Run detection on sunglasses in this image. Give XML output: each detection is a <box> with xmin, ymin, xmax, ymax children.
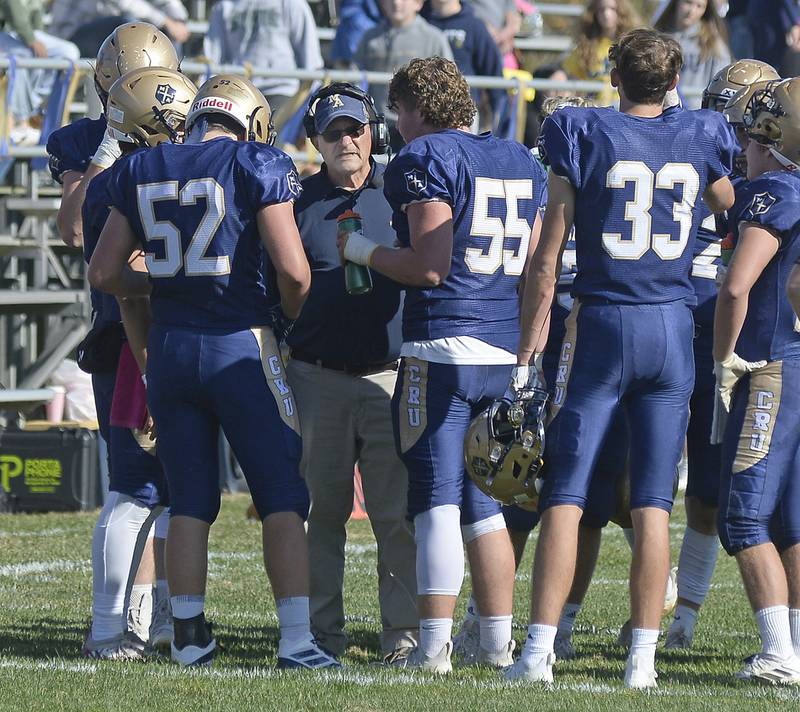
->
<box><xmin>320</xmin><ymin>123</ymin><xmax>366</xmax><ymax>143</ymax></box>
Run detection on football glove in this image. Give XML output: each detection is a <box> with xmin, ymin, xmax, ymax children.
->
<box><xmin>507</xmin><ymin>354</ymin><xmax>545</xmax><ymax>400</ymax></box>
<box><xmin>268</xmin><ymin>304</ymin><xmax>295</xmax><ymax>345</ymax></box>
<box><xmin>710</xmin><ymin>352</ymin><xmax>767</xmax><ymax>444</ymax></box>
<box><xmin>91</xmin><ymin>126</ymin><xmax>123</xmax><ymax>169</ymax></box>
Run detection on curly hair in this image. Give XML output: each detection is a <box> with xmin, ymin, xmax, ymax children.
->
<box><xmin>388</xmin><ymin>57</ymin><xmax>476</xmax><ymax>129</ymax></box>
<box><xmin>654</xmin><ymin>0</ymin><xmax>729</xmax><ymax>62</ymax></box>
<box><xmin>573</xmin><ymin>0</ymin><xmax>642</xmax><ymax>75</ymax></box>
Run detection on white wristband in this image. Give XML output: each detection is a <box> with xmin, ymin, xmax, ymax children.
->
<box><xmin>533</xmin><ymin>352</ymin><xmax>543</xmax><ymax>371</ymax></box>
<box><xmin>91</xmin><ymin>129</ymin><xmax>122</xmax><ymax>169</ymax></box>
<box><xmin>343</xmin><ymin>232</ymin><xmax>379</xmax><ymax>266</ymax></box>
<box><xmin>141</xmin><ymin>374</ymin><xmax>147</xmax><ymax>388</ymax></box>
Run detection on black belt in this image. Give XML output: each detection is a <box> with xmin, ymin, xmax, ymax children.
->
<box><xmin>291</xmin><ymin>350</ymin><xmax>399</xmax><ymax>377</ymax></box>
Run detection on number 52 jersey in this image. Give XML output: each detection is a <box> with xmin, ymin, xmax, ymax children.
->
<box><xmin>107</xmin><ymin>137</ymin><xmax>302</xmax><ymax>330</ymax></box>
<box><xmin>539</xmin><ymin>104</ymin><xmax>738</xmax><ymax>305</ymax></box>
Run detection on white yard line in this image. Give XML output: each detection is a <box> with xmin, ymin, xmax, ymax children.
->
<box><xmin>0</xmin><ymin>559</ymin><xmax>88</xmax><ymax>578</ymax></box>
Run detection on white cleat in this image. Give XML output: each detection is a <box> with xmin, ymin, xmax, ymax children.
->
<box><xmin>504</xmin><ymin>651</ymin><xmax>555</xmax><ymax>683</ymax></box>
<box><xmin>452</xmin><ymin>616</ymin><xmax>480</xmax><ymax>664</ymax></box>
<box><xmin>149</xmin><ymin>595</ymin><xmax>174</xmax><ymax>650</ymax></box>
<box><xmin>82</xmin><ymin>631</ymin><xmax>150</xmax><ymax>661</ymax></box>
<box><xmin>624</xmin><ymin>653</ymin><xmax>658</xmax><ymax>689</ymax></box>
<box><xmin>464</xmin><ymin>640</ymin><xmax>515</xmax><ymax>669</ymax></box>
<box><xmin>735</xmin><ymin>653</ymin><xmax>800</xmax><ymax>685</ymax></box>
<box><xmin>397</xmin><ymin>641</ymin><xmax>453</xmax><ymax>674</ymax></box>
<box><xmin>664</xmin><ymin>624</ymin><xmax>693</xmax><ymax>650</ymax></box>
<box><xmin>554</xmin><ymin>633</ymin><xmax>576</xmax><ymax>661</ymax></box>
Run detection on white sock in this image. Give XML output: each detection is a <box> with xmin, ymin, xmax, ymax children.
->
<box><xmin>479</xmin><ymin>615</ymin><xmax>512</xmax><ymax>654</ymax></box>
<box><xmin>90</xmin><ymin>492</ymin><xmax>154</xmax><ymax>641</ymax></box>
<box><xmin>557</xmin><ymin>603</ymin><xmax>581</xmax><ymax>637</ymax></box>
<box><xmin>756</xmin><ymin>605</ymin><xmax>794</xmax><ymax>659</ymax></box>
<box><xmin>128</xmin><ymin>584</ymin><xmax>153</xmax><ymax>627</ymax></box>
<box><xmin>419</xmin><ymin>617</ymin><xmax>452</xmax><ymax>657</ymax></box>
<box><xmin>155</xmin><ymin>579</ymin><xmax>170</xmax><ymax>603</ymax></box>
<box><xmin>676</xmin><ymin>527</ymin><xmax>719</xmax><ymax>606</ymax></box>
<box><xmin>171</xmin><ymin>594</ymin><xmax>204</xmax><ymax>620</ymax></box>
<box><xmin>521</xmin><ymin>623</ymin><xmax>557</xmax><ymax>663</ymax></box>
<box><xmin>790</xmin><ymin>609</ymin><xmax>800</xmax><ymax>658</ymax></box>
<box><xmin>629</xmin><ymin>628</ymin><xmax>659</xmax><ymax>671</ymax></box>
<box><xmin>464</xmin><ymin>595</ymin><xmax>479</xmax><ymax>623</ymax></box>
<box><xmin>276</xmin><ymin>596</ymin><xmax>313</xmax><ymax>656</ymax></box>
<box><xmin>623</xmin><ymin>528</ymin><xmax>635</xmax><ymax>549</ymax></box>
<box><xmin>670</xmin><ymin>604</ymin><xmax>698</xmax><ymax>635</ymax></box>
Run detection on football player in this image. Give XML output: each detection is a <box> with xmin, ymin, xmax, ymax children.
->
<box><xmin>88</xmin><ymin>74</ymin><xmax>338</xmax><ymax>671</ymax></box>
<box><xmin>666</xmin><ymin>59</ymin><xmax>781</xmax><ymax>650</ymax></box>
<box><xmin>509</xmin><ymin>29</ymin><xmax>736</xmax><ymax>688</ymax></box>
<box><xmin>47</xmin><ymin>22</ymin><xmax>180</xmax><ymax>645</ymax></box>
<box><xmin>337</xmin><ymin>56</ymin><xmax>544</xmax><ymax>672</ymax></box>
<box><xmin>80</xmin><ymin>66</ymin><xmax>195</xmax><ymax>659</ymax></box>
<box><xmin>714</xmin><ymin>77</ymin><xmax>800</xmax><ymax>684</ymax></box>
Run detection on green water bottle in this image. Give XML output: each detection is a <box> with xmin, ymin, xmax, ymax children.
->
<box><xmin>338</xmin><ymin>209</ymin><xmax>373</xmax><ymax>295</ymax></box>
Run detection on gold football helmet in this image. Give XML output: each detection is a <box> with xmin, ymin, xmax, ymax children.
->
<box><xmin>744</xmin><ymin>77</ymin><xmax>800</xmax><ymax>170</ymax></box>
<box><xmin>185</xmin><ymin>74</ymin><xmax>276</xmax><ymax>144</ymax></box>
<box><xmin>541</xmin><ymin>95</ymin><xmax>594</xmax><ymax>118</ymax></box>
<box><xmin>702</xmin><ymin>59</ymin><xmax>780</xmax><ymax>112</ymax></box>
<box><xmin>464</xmin><ymin>389</ymin><xmax>549</xmax><ymax>512</ymax></box>
<box><xmin>723</xmin><ymin>79</ymin><xmax>776</xmax><ymax>126</ymax></box>
<box><xmin>95</xmin><ymin>22</ymin><xmax>180</xmax><ymax>105</ymax></box>
<box><xmin>106</xmin><ymin>67</ymin><xmax>197</xmax><ymax>147</ymax></box>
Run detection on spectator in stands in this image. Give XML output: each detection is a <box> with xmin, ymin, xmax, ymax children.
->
<box><xmin>747</xmin><ymin>0</ymin><xmax>800</xmax><ymax>75</ymax></box>
<box><xmin>562</xmin><ymin>0</ymin><xmax>641</xmax><ymax>106</ymax></box>
<box><xmin>465</xmin><ymin>0</ymin><xmax>519</xmax><ymax>58</ymax></box>
<box><xmin>424</xmin><ymin>0</ymin><xmax>504</xmax><ymax>129</ymax></box>
<box><xmin>204</xmin><ymin>0</ymin><xmax>324</xmax><ymax>117</ymax></box>
<box><xmin>725</xmin><ymin>0</ymin><xmax>753</xmax><ymax>60</ymax></box>
<box><xmin>50</xmin><ymin>0</ymin><xmax>189</xmax><ymax>58</ymax></box>
<box><xmin>655</xmin><ymin>0</ymin><xmax>731</xmax><ymax>109</ymax></box>
<box><xmin>0</xmin><ymin>0</ymin><xmax>79</xmax><ymax>144</ymax></box>
<box><xmin>353</xmin><ymin>0</ymin><xmax>452</xmax><ymax>145</ymax></box>
<box><xmin>330</xmin><ymin>0</ymin><xmax>383</xmax><ymax>67</ymax></box>
<box><xmin>521</xmin><ymin>62</ymin><xmax>568</xmax><ymax>148</ymax></box>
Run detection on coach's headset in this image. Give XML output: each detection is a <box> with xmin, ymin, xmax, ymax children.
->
<box><xmin>303</xmin><ymin>83</ymin><xmax>389</xmax><ymax>155</ymax></box>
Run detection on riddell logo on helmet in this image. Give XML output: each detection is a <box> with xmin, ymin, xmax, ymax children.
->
<box><xmin>192</xmin><ymin>96</ymin><xmax>234</xmax><ymax>113</ymax></box>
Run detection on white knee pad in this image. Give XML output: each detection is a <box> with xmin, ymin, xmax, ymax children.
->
<box><xmin>414</xmin><ymin>504</ymin><xmax>464</xmax><ymax>597</ymax></box>
<box><xmin>153</xmin><ymin>507</ymin><xmax>170</xmax><ymax>540</ymax></box>
<box><xmin>461</xmin><ymin>513</ymin><xmax>507</xmax><ymax>544</ymax></box>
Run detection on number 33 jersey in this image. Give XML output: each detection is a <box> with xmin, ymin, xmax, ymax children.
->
<box><xmin>539</xmin><ymin>105</ymin><xmax>737</xmax><ymax>305</ymax></box>
<box><xmin>107</xmin><ymin>137</ymin><xmax>302</xmax><ymax>330</ymax></box>
<box><xmin>383</xmin><ymin>130</ymin><xmax>546</xmax><ymax>353</ymax></box>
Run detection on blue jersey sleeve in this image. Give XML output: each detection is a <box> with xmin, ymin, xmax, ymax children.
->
<box><xmin>236</xmin><ymin>145</ymin><xmax>303</xmax><ymax>210</ymax></box>
<box><xmin>383</xmin><ymin>144</ymin><xmax>454</xmax><ymax>214</ymax></box>
<box><xmin>538</xmin><ymin>112</ymin><xmax>581</xmax><ymax>188</ymax></box>
<box><xmin>737</xmin><ymin>175</ymin><xmax>799</xmax><ymax>245</ymax></box>
<box><xmin>46</xmin><ymin>117</ymin><xmax>107</xmax><ymax>184</ymax></box>
<box><xmin>703</xmin><ymin>111</ymin><xmax>738</xmax><ymax>184</ymax></box>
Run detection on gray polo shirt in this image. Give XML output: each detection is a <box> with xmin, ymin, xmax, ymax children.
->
<box><xmin>353</xmin><ymin>15</ymin><xmax>453</xmax><ymax>118</ymax></box>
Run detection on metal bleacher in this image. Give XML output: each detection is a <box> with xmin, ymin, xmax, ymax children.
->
<box><xmin>0</xmin><ymin>1</ymin><xmax>590</xmax><ymax>416</ymax></box>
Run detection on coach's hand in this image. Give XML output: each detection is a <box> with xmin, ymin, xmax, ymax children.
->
<box><xmin>710</xmin><ymin>352</ymin><xmax>767</xmax><ymax>444</ymax></box>
<box><xmin>337</xmin><ymin>231</ymin><xmax>379</xmax><ymax>266</ymax></box>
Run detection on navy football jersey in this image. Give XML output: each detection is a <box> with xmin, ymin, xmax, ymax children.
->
<box><xmin>540</xmin><ymin>105</ymin><xmax>737</xmax><ymax>305</ymax></box>
<box><xmin>383</xmin><ymin>130</ymin><xmax>544</xmax><ymax>352</ymax></box>
<box><xmin>82</xmin><ymin>168</ymin><xmax>121</xmax><ymax>324</ymax></box>
<box><xmin>46</xmin><ymin>116</ymin><xmax>107</xmax><ymax>184</ymax></box>
<box><xmin>734</xmin><ymin>170</ymin><xmax>800</xmax><ymax>362</ymax></box>
<box><xmin>106</xmin><ymin>137</ymin><xmax>302</xmax><ymax>330</ymax></box>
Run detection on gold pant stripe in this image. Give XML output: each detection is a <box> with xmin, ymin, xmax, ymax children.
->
<box><xmin>399</xmin><ymin>357</ymin><xmax>428</xmax><ymax>454</ymax></box>
<box><xmin>733</xmin><ymin>361</ymin><xmax>782</xmax><ymax>476</ymax></box>
<box><xmin>251</xmin><ymin>327</ymin><xmax>301</xmax><ymax>437</ymax></box>
<box><xmin>548</xmin><ymin>300</ymin><xmax>581</xmax><ymax>426</ymax></box>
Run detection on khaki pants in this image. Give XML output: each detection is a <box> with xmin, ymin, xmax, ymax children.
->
<box><xmin>288</xmin><ymin>359</ymin><xmax>418</xmax><ymax>656</ymax></box>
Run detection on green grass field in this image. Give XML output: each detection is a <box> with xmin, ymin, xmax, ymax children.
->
<box><xmin>1</xmin><ymin>494</ymin><xmax>799</xmax><ymax>711</ymax></box>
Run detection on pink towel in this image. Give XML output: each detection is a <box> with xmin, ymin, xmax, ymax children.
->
<box><xmin>110</xmin><ymin>342</ymin><xmax>148</xmax><ymax>429</ymax></box>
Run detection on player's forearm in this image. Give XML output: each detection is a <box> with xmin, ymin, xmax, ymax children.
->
<box><xmin>368</xmin><ymin>245</ymin><xmax>448</xmax><ymax>288</ymax></box>
<box><xmin>118</xmin><ymin>297</ymin><xmax>152</xmax><ymax>374</ymax></box>
<box><xmin>518</xmin><ymin>272</ymin><xmax>556</xmax><ymax>365</ymax></box>
<box><xmin>277</xmin><ymin>273</ymin><xmax>310</xmax><ymax>320</ymax></box>
<box><xmin>713</xmin><ymin>286</ymin><xmax>748</xmax><ymax>362</ymax></box>
<box><xmin>89</xmin><ymin>263</ymin><xmax>151</xmax><ymax>299</ymax></box>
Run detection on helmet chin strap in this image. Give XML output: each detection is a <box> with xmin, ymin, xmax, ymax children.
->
<box><xmin>769</xmin><ymin>146</ymin><xmax>800</xmax><ymax>172</ymax></box>
<box><xmin>185</xmin><ymin>116</ymin><xmax>209</xmax><ymax>144</ymax></box>
<box><xmin>150</xmin><ymin>105</ymin><xmax>181</xmax><ymax>143</ymax></box>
